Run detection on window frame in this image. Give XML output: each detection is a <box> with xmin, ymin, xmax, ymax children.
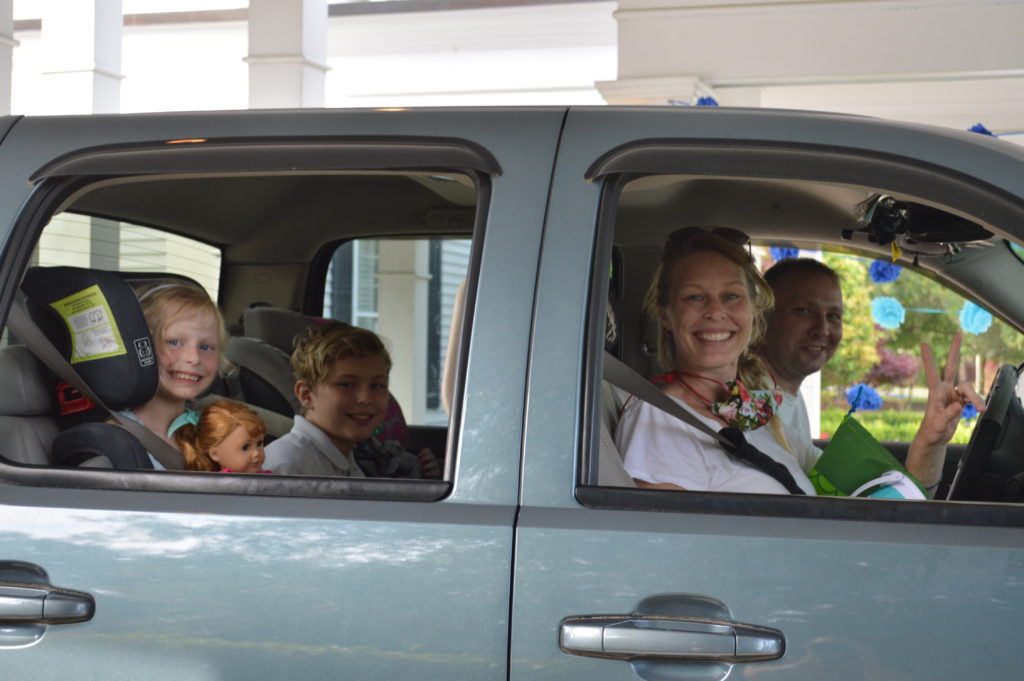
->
<box><xmin>579</xmin><ymin>142</ymin><xmax>1024</xmax><ymax>527</ymax></box>
<box><xmin>0</xmin><ymin>138</ymin><xmax>496</xmax><ymax>501</ymax></box>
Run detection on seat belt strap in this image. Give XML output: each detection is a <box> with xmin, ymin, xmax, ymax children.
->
<box><xmin>602</xmin><ymin>352</ymin><xmax>805</xmax><ymax>494</ymax></box>
<box><xmin>8</xmin><ymin>304</ymin><xmax>186</xmax><ymax>470</ymax></box>
<box><xmin>603</xmin><ymin>352</ymin><xmax>735</xmax><ymax>448</ymax></box>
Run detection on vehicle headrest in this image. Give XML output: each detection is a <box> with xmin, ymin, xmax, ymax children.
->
<box><xmin>20</xmin><ymin>266</ymin><xmax>158</xmax><ymax>411</ymax></box>
<box><xmin>242</xmin><ymin>306</ymin><xmax>318</xmax><ymax>354</ymax></box>
<box><xmin>0</xmin><ymin>345</ymin><xmax>57</xmax><ymax>417</ymax></box>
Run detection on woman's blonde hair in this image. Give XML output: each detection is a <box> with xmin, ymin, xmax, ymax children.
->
<box><xmin>178</xmin><ymin>400</ymin><xmax>267</xmax><ymax>471</ymax></box>
<box><xmin>642</xmin><ymin>228</ymin><xmax>790</xmax><ymax>449</ymax></box>
<box><xmin>137</xmin><ymin>281</ymin><xmax>233</xmax><ymax>376</ymax></box>
<box><xmin>643</xmin><ymin>227</ymin><xmax>774</xmax><ymax>387</ymax></box>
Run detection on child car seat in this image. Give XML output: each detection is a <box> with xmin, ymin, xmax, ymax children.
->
<box><xmin>18</xmin><ymin>266</ymin><xmax>160</xmax><ymax>468</ymax></box>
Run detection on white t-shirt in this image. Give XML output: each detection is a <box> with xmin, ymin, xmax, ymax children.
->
<box><xmin>775</xmin><ymin>389</ymin><xmax>823</xmax><ymax>474</ymax></box>
<box><xmin>615</xmin><ymin>394</ymin><xmax>816</xmax><ymax>495</ymax></box>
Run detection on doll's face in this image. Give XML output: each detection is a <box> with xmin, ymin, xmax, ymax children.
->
<box><xmin>208</xmin><ymin>424</ymin><xmax>265</xmax><ymax>473</ymax></box>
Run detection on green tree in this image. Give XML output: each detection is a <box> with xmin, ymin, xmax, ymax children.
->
<box><xmin>822</xmin><ymin>254</ymin><xmax>877</xmax><ymax>392</ymax></box>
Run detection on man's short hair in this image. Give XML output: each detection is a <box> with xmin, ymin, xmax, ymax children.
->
<box><xmin>764</xmin><ymin>257</ymin><xmax>840</xmax><ymax>289</ymax></box>
<box><xmin>291</xmin><ymin>320</ymin><xmax>392</xmax><ymax>387</ymax></box>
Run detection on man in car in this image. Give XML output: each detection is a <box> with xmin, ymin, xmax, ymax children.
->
<box><xmin>758</xmin><ymin>258</ymin><xmax>984</xmax><ymax>496</ymax></box>
<box><xmin>758</xmin><ymin>257</ymin><xmax>844</xmax><ymax>461</ymax></box>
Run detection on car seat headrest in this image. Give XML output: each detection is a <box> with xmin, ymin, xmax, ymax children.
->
<box><xmin>0</xmin><ymin>345</ymin><xmax>57</xmax><ymax>417</ymax></box>
<box><xmin>20</xmin><ymin>266</ymin><xmax>158</xmax><ymax>411</ymax></box>
<box><xmin>242</xmin><ymin>306</ymin><xmax>318</xmax><ymax>354</ymax></box>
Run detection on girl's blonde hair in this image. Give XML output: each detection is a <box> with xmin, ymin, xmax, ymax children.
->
<box><xmin>178</xmin><ymin>400</ymin><xmax>267</xmax><ymax>471</ymax></box>
<box><xmin>137</xmin><ymin>281</ymin><xmax>233</xmax><ymax>376</ymax></box>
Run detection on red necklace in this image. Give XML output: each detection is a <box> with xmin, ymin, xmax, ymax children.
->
<box><xmin>673</xmin><ymin>372</ymin><xmax>728</xmax><ymax>406</ymax></box>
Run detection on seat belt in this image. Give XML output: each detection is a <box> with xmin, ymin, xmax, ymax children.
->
<box><xmin>8</xmin><ymin>304</ymin><xmax>186</xmax><ymax>470</ymax></box>
<box><xmin>603</xmin><ymin>352</ymin><xmax>805</xmax><ymax>494</ymax></box>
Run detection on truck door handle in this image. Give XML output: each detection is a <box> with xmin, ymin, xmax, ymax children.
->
<box><xmin>0</xmin><ymin>584</ymin><xmax>95</xmax><ymax>625</ymax></box>
<box><xmin>0</xmin><ymin>562</ymin><xmax>95</xmax><ymax>625</ymax></box>
<box><xmin>560</xmin><ymin>615</ymin><xmax>784</xmax><ymax>661</ymax></box>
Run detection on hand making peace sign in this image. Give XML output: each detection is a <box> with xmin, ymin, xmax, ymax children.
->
<box><xmin>906</xmin><ymin>333</ymin><xmax>987</xmax><ymax>492</ymax></box>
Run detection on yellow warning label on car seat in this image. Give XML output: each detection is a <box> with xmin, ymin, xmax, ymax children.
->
<box><xmin>49</xmin><ymin>285</ymin><xmax>126</xmax><ymax>363</ymax></box>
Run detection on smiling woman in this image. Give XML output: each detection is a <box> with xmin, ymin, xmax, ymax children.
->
<box><xmin>615</xmin><ymin>227</ymin><xmax>809</xmax><ymax>494</ymax></box>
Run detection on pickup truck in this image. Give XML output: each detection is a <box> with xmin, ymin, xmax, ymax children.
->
<box><xmin>1</xmin><ymin>107</ymin><xmax>1023</xmax><ymax>680</ymax></box>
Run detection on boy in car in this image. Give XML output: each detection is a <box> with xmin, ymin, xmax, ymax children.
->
<box><xmin>265</xmin><ymin>321</ymin><xmax>440</xmax><ymax>478</ymax></box>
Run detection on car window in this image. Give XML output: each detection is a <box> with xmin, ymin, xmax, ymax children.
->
<box><xmin>34</xmin><ymin>211</ymin><xmax>221</xmax><ymax>297</ymax></box>
<box><xmin>0</xmin><ymin>149</ymin><xmax>485</xmax><ymax>500</ymax></box>
<box><xmin>587</xmin><ymin>160</ymin><xmax>1024</xmax><ymax>520</ymax></box>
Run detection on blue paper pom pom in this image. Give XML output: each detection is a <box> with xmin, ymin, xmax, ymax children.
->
<box><xmin>871</xmin><ymin>297</ymin><xmax>905</xmax><ymax>329</ymax></box>
<box><xmin>695</xmin><ymin>96</ymin><xmax>719</xmax><ymax>107</ymax></box>
<box><xmin>869</xmin><ymin>260</ymin><xmax>901</xmax><ymax>283</ymax></box>
<box><xmin>968</xmin><ymin>123</ymin><xmax>995</xmax><ymax>136</ymax></box>
<box><xmin>961</xmin><ymin>402</ymin><xmax>979</xmax><ymax>420</ymax></box>
<box><xmin>770</xmin><ymin>247</ymin><xmax>799</xmax><ymax>262</ymax></box>
<box><xmin>959</xmin><ymin>301</ymin><xmax>993</xmax><ymax>335</ymax></box>
<box><xmin>846</xmin><ymin>383</ymin><xmax>883</xmax><ymax>411</ymax></box>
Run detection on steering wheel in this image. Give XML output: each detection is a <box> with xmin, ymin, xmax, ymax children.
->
<box><xmin>946</xmin><ymin>364</ymin><xmax>1022</xmax><ymax>501</ymax></box>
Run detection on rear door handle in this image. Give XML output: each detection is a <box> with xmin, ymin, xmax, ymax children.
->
<box><xmin>0</xmin><ymin>561</ymin><xmax>95</xmax><ymax>625</ymax></box>
<box><xmin>0</xmin><ymin>583</ymin><xmax>95</xmax><ymax>625</ymax></box>
<box><xmin>560</xmin><ymin>614</ymin><xmax>784</xmax><ymax>661</ymax></box>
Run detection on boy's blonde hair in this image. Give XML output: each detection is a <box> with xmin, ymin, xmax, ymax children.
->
<box><xmin>291</xmin><ymin>321</ymin><xmax>391</xmax><ymax>388</ymax></box>
<box><xmin>137</xmin><ymin>281</ymin><xmax>233</xmax><ymax>375</ymax></box>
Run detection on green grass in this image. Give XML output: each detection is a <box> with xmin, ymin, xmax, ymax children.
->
<box><xmin>819</xmin><ymin>407</ymin><xmax>976</xmax><ymax>444</ymax></box>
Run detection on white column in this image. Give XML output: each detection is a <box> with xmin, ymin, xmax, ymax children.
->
<box><xmin>40</xmin><ymin>0</ymin><xmax>123</xmax><ymax>114</ymax></box>
<box><xmin>246</xmin><ymin>0</ymin><xmax>330</xmax><ymax>109</ymax></box>
<box><xmin>0</xmin><ymin>0</ymin><xmax>15</xmax><ymax>115</ymax></box>
<box><xmin>376</xmin><ymin>240</ymin><xmax>431</xmax><ymax>424</ymax></box>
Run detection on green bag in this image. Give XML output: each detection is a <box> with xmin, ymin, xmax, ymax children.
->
<box><xmin>806</xmin><ymin>415</ymin><xmax>928</xmax><ymax>497</ymax></box>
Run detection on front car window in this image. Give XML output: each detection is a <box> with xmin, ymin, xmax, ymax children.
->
<box><xmin>588</xmin><ymin>158</ymin><xmax>1024</xmax><ymax>520</ymax></box>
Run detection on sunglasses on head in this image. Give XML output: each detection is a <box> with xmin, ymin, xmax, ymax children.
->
<box><xmin>665</xmin><ymin>226</ymin><xmax>751</xmax><ymax>247</ymax></box>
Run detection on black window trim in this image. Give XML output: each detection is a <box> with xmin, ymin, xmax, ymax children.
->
<box><xmin>31</xmin><ymin>135</ymin><xmax>502</xmax><ymax>182</ymax></box>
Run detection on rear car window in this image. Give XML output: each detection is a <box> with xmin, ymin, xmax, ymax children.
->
<box><xmin>0</xmin><ymin>141</ymin><xmax>487</xmax><ymax>501</ymax></box>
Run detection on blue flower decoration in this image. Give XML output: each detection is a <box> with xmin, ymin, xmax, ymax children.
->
<box><xmin>961</xmin><ymin>402</ymin><xmax>979</xmax><ymax>420</ymax></box>
<box><xmin>871</xmin><ymin>297</ymin><xmax>905</xmax><ymax>329</ymax></box>
<box><xmin>869</xmin><ymin>260</ymin><xmax>901</xmax><ymax>283</ymax></box>
<box><xmin>770</xmin><ymin>247</ymin><xmax>799</xmax><ymax>262</ymax></box>
<box><xmin>959</xmin><ymin>301</ymin><xmax>993</xmax><ymax>335</ymax></box>
<box><xmin>846</xmin><ymin>383</ymin><xmax>883</xmax><ymax>411</ymax></box>
<box><xmin>968</xmin><ymin>123</ymin><xmax>995</xmax><ymax>136</ymax></box>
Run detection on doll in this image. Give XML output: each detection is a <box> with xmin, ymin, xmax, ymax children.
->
<box><xmin>178</xmin><ymin>400</ymin><xmax>270</xmax><ymax>473</ymax></box>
